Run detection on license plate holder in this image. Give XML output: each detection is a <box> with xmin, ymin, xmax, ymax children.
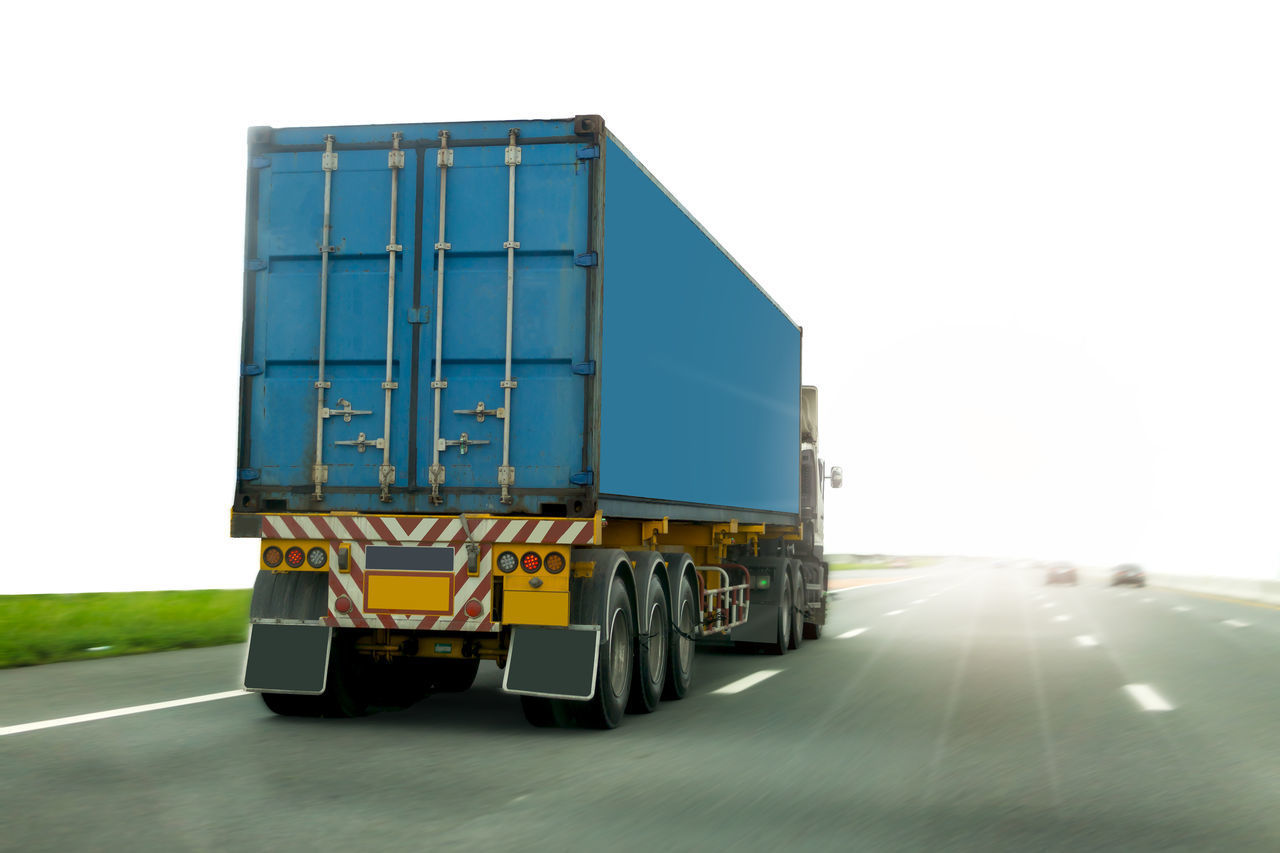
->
<box><xmin>364</xmin><ymin>571</ymin><xmax>453</xmax><ymax>615</ymax></box>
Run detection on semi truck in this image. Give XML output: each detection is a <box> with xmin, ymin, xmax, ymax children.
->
<box><xmin>232</xmin><ymin>115</ymin><xmax>842</xmax><ymax>728</ymax></box>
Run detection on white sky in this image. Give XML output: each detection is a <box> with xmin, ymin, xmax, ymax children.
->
<box><xmin>2</xmin><ymin>0</ymin><xmax>1277</xmax><ymax>593</ymax></box>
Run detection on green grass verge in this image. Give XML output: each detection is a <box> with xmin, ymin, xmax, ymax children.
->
<box><xmin>0</xmin><ymin>589</ymin><xmax>252</xmax><ymax>669</ymax></box>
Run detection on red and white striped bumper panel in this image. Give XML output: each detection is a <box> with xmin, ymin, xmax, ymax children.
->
<box><xmin>258</xmin><ymin>515</ymin><xmax>594</xmax><ymax>633</ymax></box>
<box><xmin>259</xmin><ymin>515</ymin><xmax>595</xmax><ymax>547</ymax></box>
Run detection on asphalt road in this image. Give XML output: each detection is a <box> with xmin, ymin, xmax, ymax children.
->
<box><xmin>3</xmin><ymin>559</ymin><xmax>1279</xmax><ymax>851</ymax></box>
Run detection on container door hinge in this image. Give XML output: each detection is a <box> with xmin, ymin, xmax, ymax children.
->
<box><xmin>250</xmin><ymin>155</ymin><xmax>271</xmax><ymax>169</ymax></box>
<box><xmin>576</xmin><ymin>145</ymin><xmax>600</xmax><ymax>160</ymax></box>
<box><xmin>572</xmin><ymin>361</ymin><xmax>596</xmax><ymax>376</ymax></box>
<box><xmin>407</xmin><ymin>307</ymin><xmax>431</xmax><ymax>324</ymax></box>
<box><xmin>246</xmin><ymin>258</ymin><xmax>267</xmax><ymax>271</ymax></box>
<box><xmin>570</xmin><ymin>470</ymin><xmax>594</xmax><ymax>486</ymax></box>
<box><xmin>238</xmin><ymin>468</ymin><xmax>260</xmax><ymax>481</ymax></box>
<box><xmin>574</xmin><ymin>252</ymin><xmax>598</xmax><ymax>268</ymax></box>
<box><xmin>240</xmin><ymin>364</ymin><xmax>263</xmax><ymax>377</ymax></box>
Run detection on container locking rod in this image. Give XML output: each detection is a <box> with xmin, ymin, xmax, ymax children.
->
<box><xmin>312</xmin><ymin>134</ymin><xmax>338</xmax><ymax>501</ymax></box>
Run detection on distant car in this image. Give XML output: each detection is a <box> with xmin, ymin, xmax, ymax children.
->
<box><xmin>1046</xmin><ymin>563</ymin><xmax>1078</xmax><ymax>585</ymax></box>
<box><xmin>1111</xmin><ymin>564</ymin><xmax>1146</xmax><ymax>587</ymax></box>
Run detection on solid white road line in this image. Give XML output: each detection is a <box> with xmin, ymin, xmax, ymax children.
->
<box><xmin>1052</xmin><ymin>614</ymin><xmax>1071</xmax><ymax>622</ymax></box>
<box><xmin>1223</xmin><ymin>619</ymin><xmax>1250</xmax><ymax>628</ymax></box>
<box><xmin>826</xmin><ymin>575</ymin><xmax>932</xmax><ymax>597</ymax></box>
<box><xmin>837</xmin><ymin>628</ymin><xmax>868</xmax><ymax>639</ymax></box>
<box><xmin>1075</xmin><ymin>635</ymin><xmax>1098</xmax><ymax>647</ymax></box>
<box><xmin>884</xmin><ymin>609</ymin><xmax>905</xmax><ymax>616</ymax></box>
<box><xmin>1125</xmin><ymin>684</ymin><xmax>1174</xmax><ymax>712</ymax></box>
<box><xmin>712</xmin><ymin>670</ymin><xmax>782</xmax><ymax>695</ymax></box>
<box><xmin>1172</xmin><ymin>606</ymin><xmax>1191</xmax><ymax>613</ymax></box>
<box><xmin>0</xmin><ymin>690</ymin><xmax>248</xmax><ymax>737</ymax></box>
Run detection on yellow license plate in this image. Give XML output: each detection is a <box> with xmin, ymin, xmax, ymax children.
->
<box><xmin>364</xmin><ymin>572</ymin><xmax>453</xmax><ymax>615</ymax></box>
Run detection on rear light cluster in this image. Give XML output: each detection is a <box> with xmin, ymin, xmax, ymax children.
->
<box><xmin>496</xmin><ymin>549</ymin><xmax>566</xmax><ymax>575</ymax></box>
<box><xmin>262</xmin><ymin>544</ymin><xmax>327</xmax><ymax>570</ymax></box>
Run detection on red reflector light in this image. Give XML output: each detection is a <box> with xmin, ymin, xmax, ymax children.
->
<box><xmin>335</xmin><ymin>596</ymin><xmax>352</xmax><ymax>614</ymax></box>
<box><xmin>544</xmin><ymin>552</ymin><xmax>565</xmax><ymax>574</ymax></box>
<box><xmin>521</xmin><ymin>552</ymin><xmax>542</xmax><ymax>573</ymax></box>
<box><xmin>464</xmin><ymin>599</ymin><xmax>483</xmax><ymax>618</ymax></box>
<box><xmin>262</xmin><ymin>546</ymin><xmax>283</xmax><ymax>568</ymax></box>
<box><xmin>285</xmin><ymin>547</ymin><xmax>305</xmax><ymax>568</ymax></box>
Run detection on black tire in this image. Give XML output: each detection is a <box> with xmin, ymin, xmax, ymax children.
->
<box><xmin>311</xmin><ymin>632</ymin><xmax>371</xmax><ymax>717</ymax></box>
<box><xmin>360</xmin><ymin>656</ymin><xmax>433</xmax><ymax>710</ymax></box>
<box><xmin>628</xmin><ymin>576</ymin><xmax>669</xmax><ymax>714</ymax></box>
<box><xmin>426</xmin><ymin>658</ymin><xmax>480</xmax><ymax>693</ymax></box>
<box><xmin>767</xmin><ymin>575</ymin><xmax>791</xmax><ymax>656</ymax></box>
<box><xmin>788</xmin><ymin>568</ymin><xmax>804</xmax><ymax>651</ymax></box>
<box><xmin>261</xmin><ymin>691</ymin><xmax>324</xmax><ymax>717</ymax></box>
<box><xmin>577</xmin><ymin>575</ymin><xmax>634</xmax><ymax>729</ymax></box>
<box><xmin>663</xmin><ymin>574</ymin><xmax>696</xmax><ymax>700</ymax></box>
<box><xmin>520</xmin><ymin>696</ymin><xmax>558</xmax><ymax>728</ymax></box>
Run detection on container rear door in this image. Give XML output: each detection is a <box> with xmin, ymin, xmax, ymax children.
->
<box><xmin>241</xmin><ymin>127</ymin><xmax>591</xmax><ymax>513</ymax></box>
<box><xmin>422</xmin><ymin>139</ymin><xmax>591</xmax><ymax>513</ymax></box>
<box><xmin>247</xmin><ymin>145</ymin><xmax>417</xmax><ymax>504</ymax></box>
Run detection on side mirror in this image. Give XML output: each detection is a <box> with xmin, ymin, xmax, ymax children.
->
<box><xmin>828</xmin><ymin>466</ymin><xmax>843</xmax><ymax>489</ymax></box>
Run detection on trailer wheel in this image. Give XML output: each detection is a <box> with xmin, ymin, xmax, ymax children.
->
<box><xmin>261</xmin><ymin>692</ymin><xmax>324</xmax><ymax>717</ymax></box>
<box><xmin>663</xmin><ymin>574</ymin><xmax>696</xmax><ymax>700</ymax></box>
<box><xmin>262</xmin><ymin>636</ymin><xmax>372</xmax><ymax>717</ymax></box>
<box><xmin>426</xmin><ymin>658</ymin><xmax>480</xmax><ymax>694</ymax></box>
<box><xmin>577</xmin><ymin>576</ymin><xmax>635</xmax><ymax>729</ymax></box>
<box><xmin>803</xmin><ymin>619</ymin><xmax>823</xmax><ymax>640</ymax></box>
<box><xmin>628</xmin><ymin>576</ymin><xmax>668</xmax><ymax>714</ymax></box>
<box><xmin>318</xmin><ymin>638</ymin><xmax>373</xmax><ymax>717</ymax></box>
<box><xmin>788</xmin><ymin>567</ymin><xmax>804</xmax><ymax>651</ymax></box>
<box><xmin>767</xmin><ymin>575</ymin><xmax>791</xmax><ymax>656</ymax></box>
<box><xmin>520</xmin><ymin>696</ymin><xmax>556</xmax><ymax>727</ymax></box>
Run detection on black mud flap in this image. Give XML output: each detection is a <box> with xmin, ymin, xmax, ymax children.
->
<box><xmin>244</xmin><ymin>624</ymin><xmax>332</xmax><ymax>694</ymax></box>
<box><xmin>731</xmin><ymin>603</ymin><xmax>781</xmax><ymax>644</ymax></box>
<box><xmin>502</xmin><ymin>625</ymin><xmax>600</xmax><ymax>700</ymax></box>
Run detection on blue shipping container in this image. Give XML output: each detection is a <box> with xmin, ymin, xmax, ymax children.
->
<box><xmin>235</xmin><ymin>116</ymin><xmax>800</xmax><ymax>525</ymax></box>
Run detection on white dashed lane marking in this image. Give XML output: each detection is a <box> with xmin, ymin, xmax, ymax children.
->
<box><xmin>1052</xmin><ymin>614</ymin><xmax>1071</xmax><ymax>622</ymax></box>
<box><xmin>1173</xmin><ymin>606</ymin><xmax>1191</xmax><ymax>613</ymax></box>
<box><xmin>837</xmin><ymin>628</ymin><xmax>868</xmax><ymax>639</ymax></box>
<box><xmin>712</xmin><ymin>670</ymin><xmax>782</xmax><ymax>695</ymax></box>
<box><xmin>1075</xmin><ymin>635</ymin><xmax>1099</xmax><ymax>647</ymax></box>
<box><xmin>1223</xmin><ymin>619</ymin><xmax>1250</xmax><ymax>629</ymax></box>
<box><xmin>884</xmin><ymin>610</ymin><xmax>905</xmax><ymax>617</ymax></box>
<box><xmin>1125</xmin><ymin>684</ymin><xmax>1174</xmax><ymax>712</ymax></box>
